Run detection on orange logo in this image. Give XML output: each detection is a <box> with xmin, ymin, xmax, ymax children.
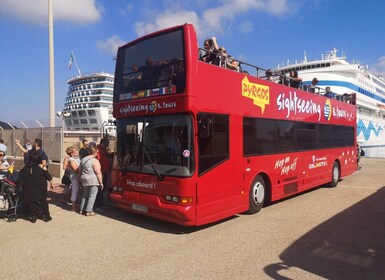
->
<box><xmin>242</xmin><ymin>76</ymin><xmax>270</xmax><ymax>114</ymax></box>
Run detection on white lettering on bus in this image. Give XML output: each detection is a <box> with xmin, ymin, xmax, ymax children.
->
<box><xmin>120</xmin><ymin>104</ymin><xmax>149</xmax><ymax>115</ymax></box>
<box><xmin>274</xmin><ymin>156</ymin><xmax>298</xmax><ymax>175</ymax></box>
<box><xmin>333</xmin><ymin>106</ymin><xmax>347</xmax><ymax>119</ymax></box>
<box><xmin>120</xmin><ymin>101</ymin><xmax>177</xmax><ymax>116</ymax></box>
<box><xmin>158</xmin><ymin>101</ymin><xmax>177</xmax><ymax>109</ymax></box>
<box><xmin>127</xmin><ymin>179</ymin><xmax>156</xmax><ymax>189</ymax></box>
<box><xmin>276</xmin><ymin>91</ymin><xmax>321</xmax><ymax>121</ymax></box>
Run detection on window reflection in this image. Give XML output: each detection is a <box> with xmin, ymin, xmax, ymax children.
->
<box><xmin>114</xmin><ymin>29</ymin><xmax>186</xmax><ymax>101</ymax></box>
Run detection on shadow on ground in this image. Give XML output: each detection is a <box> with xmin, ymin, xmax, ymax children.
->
<box><xmin>264</xmin><ymin>186</ymin><xmax>385</xmax><ymax>280</ymax></box>
<box><xmin>47</xmin><ymin>184</ymin><xmax>238</xmax><ymax>234</ymax></box>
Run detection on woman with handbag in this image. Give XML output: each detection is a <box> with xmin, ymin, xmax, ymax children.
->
<box><xmin>78</xmin><ymin>142</ymin><xmax>103</xmax><ymax>216</ymax></box>
<box><xmin>17</xmin><ymin>151</ymin><xmax>54</xmax><ymax>223</ymax></box>
<box><xmin>68</xmin><ymin>147</ymin><xmax>81</xmax><ymax>212</ymax></box>
<box><xmin>61</xmin><ymin>146</ymin><xmax>72</xmax><ymax>205</ymax></box>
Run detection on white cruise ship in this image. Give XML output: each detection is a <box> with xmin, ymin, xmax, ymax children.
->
<box><xmin>62</xmin><ymin>72</ymin><xmax>116</xmax><ymax>134</ymax></box>
<box><xmin>275</xmin><ymin>48</ymin><xmax>385</xmax><ymax>148</ymax></box>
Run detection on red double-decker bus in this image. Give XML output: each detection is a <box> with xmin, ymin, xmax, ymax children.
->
<box><xmin>110</xmin><ymin>24</ymin><xmax>357</xmax><ymax>226</ymax></box>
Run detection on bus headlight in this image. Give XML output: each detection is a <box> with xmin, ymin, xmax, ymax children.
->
<box><xmin>164</xmin><ymin>195</ymin><xmax>193</xmax><ymax>204</ymax></box>
<box><xmin>112</xmin><ymin>186</ymin><xmax>124</xmax><ymax>193</ymax></box>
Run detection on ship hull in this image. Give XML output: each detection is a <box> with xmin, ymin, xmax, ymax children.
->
<box><xmin>275</xmin><ymin>49</ymin><xmax>385</xmax><ymax>149</ymax></box>
<box><xmin>63</xmin><ymin>72</ymin><xmax>116</xmax><ymax>134</ymax></box>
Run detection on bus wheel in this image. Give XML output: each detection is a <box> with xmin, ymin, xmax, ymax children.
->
<box><xmin>248</xmin><ymin>175</ymin><xmax>265</xmax><ymax>214</ymax></box>
<box><xmin>330</xmin><ymin>161</ymin><xmax>340</xmax><ymax>188</ymax></box>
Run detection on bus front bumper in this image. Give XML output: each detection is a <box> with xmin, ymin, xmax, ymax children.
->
<box><xmin>110</xmin><ymin>191</ymin><xmax>197</xmax><ymax>226</ymax></box>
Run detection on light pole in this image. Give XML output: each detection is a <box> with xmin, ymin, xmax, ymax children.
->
<box><xmin>56</xmin><ymin>111</ymin><xmax>70</xmax><ymax>177</ymax></box>
<box><xmin>56</xmin><ymin>111</ymin><xmax>70</xmax><ymax>130</ymax></box>
<box><xmin>48</xmin><ymin>0</ymin><xmax>55</xmax><ymax>127</ymax></box>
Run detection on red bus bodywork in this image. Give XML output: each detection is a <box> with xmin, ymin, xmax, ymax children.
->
<box><xmin>111</xmin><ymin>24</ymin><xmax>357</xmax><ymax>226</ymax></box>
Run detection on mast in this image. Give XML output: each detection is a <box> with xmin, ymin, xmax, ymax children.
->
<box><xmin>48</xmin><ymin>0</ymin><xmax>55</xmax><ymax>127</ymax></box>
<box><xmin>71</xmin><ymin>50</ymin><xmax>82</xmax><ymax>76</ymax></box>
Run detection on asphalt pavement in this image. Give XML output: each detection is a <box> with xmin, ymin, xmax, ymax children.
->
<box><xmin>0</xmin><ymin>157</ymin><xmax>384</xmax><ymax>280</ymax></box>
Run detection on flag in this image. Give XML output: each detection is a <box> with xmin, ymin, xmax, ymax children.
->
<box><xmin>152</xmin><ymin>88</ymin><xmax>160</xmax><ymax>95</ymax></box>
<box><xmin>68</xmin><ymin>53</ymin><xmax>74</xmax><ymax>70</ymax></box>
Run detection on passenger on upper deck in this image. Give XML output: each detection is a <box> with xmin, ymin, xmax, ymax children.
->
<box><xmin>170</xmin><ymin>58</ymin><xmax>185</xmax><ymax>91</ymax></box>
<box><xmin>265</xmin><ymin>69</ymin><xmax>273</xmax><ymax>81</ymax></box>
<box><xmin>132</xmin><ymin>57</ymin><xmax>169</xmax><ymax>88</ymax></box>
<box><xmin>126</xmin><ymin>65</ymin><xmax>143</xmax><ymax>91</ymax></box>
<box><xmin>218</xmin><ymin>47</ymin><xmax>239</xmax><ymax>71</ymax></box>
<box><xmin>130</xmin><ymin>65</ymin><xmax>142</xmax><ymax>80</ymax></box>
<box><xmin>307</xmin><ymin>77</ymin><xmax>319</xmax><ymax>93</ymax></box>
<box><xmin>289</xmin><ymin>70</ymin><xmax>302</xmax><ymax>89</ymax></box>
<box><xmin>342</xmin><ymin>93</ymin><xmax>354</xmax><ymax>103</ymax></box>
<box><xmin>199</xmin><ymin>37</ymin><xmax>219</xmax><ymax>64</ymax></box>
<box><xmin>278</xmin><ymin>73</ymin><xmax>289</xmax><ymax>86</ymax></box>
<box><xmin>324</xmin><ymin>86</ymin><xmax>337</xmax><ymax>99</ymax></box>
<box><xmin>141</xmin><ymin>57</ymin><xmax>158</xmax><ymax>83</ymax></box>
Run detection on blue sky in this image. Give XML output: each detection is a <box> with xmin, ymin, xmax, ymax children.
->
<box><xmin>1</xmin><ymin>0</ymin><xmax>384</xmax><ymax>125</ymax></box>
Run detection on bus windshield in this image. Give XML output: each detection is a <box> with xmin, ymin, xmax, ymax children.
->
<box><xmin>114</xmin><ymin>28</ymin><xmax>186</xmax><ymax>102</ymax></box>
<box><xmin>116</xmin><ymin>114</ymin><xmax>194</xmax><ymax>177</ymax></box>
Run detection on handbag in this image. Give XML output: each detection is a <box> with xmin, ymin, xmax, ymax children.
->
<box><xmin>61</xmin><ymin>170</ymin><xmax>71</xmax><ymax>185</ymax></box>
<box><xmin>360</xmin><ymin>149</ymin><xmax>365</xmax><ymax>157</ymax></box>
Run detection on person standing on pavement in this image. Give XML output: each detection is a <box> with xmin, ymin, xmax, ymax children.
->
<box><xmin>0</xmin><ymin>139</ymin><xmax>7</xmax><ymax>156</ymax></box>
<box><xmin>78</xmin><ymin>142</ymin><xmax>103</xmax><ymax>216</ymax></box>
<box><xmin>0</xmin><ymin>149</ymin><xmax>11</xmax><ymax>179</ymax></box>
<box><xmin>94</xmin><ymin>138</ymin><xmax>111</xmax><ymax>211</ymax></box>
<box><xmin>16</xmin><ymin>138</ymin><xmax>48</xmax><ymax>168</ymax></box>
<box><xmin>68</xmin><ymin>147</ymin><xmax>81</xmax><ymax>212</ymax></box>
<box><xmin>17</xmin><ymin>151</ymin><xmax>54</xmax><ymax>223</ymax></box>
<box><xmin>61</xmin><ymin>146</ymin><xmax>72</xmax><ymax>205</ymax></box>
<box><xmin>23</xmin><ymin>139</ymin><xmax>33</xmax><ymax>164</ymax></box>
<box><xmin>79</xmin><ymin>139</ymin><xmax>89</xmax><ymax>160</ymax></box>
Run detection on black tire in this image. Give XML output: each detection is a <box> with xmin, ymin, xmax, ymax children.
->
<box><xmin>7</xmin><ymin>214</ymin><xmax>17</xmax><ymax>222</ymax></box>
<box><xmin>329</xmin><ymin>161</ymin><xmax>340</xmax><ymax>188</ymax></box>
<box><xmin>248</xmin><ymin>175</ymin><xmax>266</xmax><ymax>214</ymax></box>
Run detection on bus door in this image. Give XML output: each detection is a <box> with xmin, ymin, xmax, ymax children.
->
<box><xmin>196</xmin><ymin>113</ymin><xmax>245</xmax><ymax>224</ymax></box>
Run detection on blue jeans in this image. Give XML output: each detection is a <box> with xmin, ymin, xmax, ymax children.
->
<box><xmin>80</xmin><ymin>185</ymin><xmax>98</xmax><ymax>212</ymax></box>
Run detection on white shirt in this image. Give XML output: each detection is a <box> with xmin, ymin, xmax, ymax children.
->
<box><xmin>0</xmin><ymin>159</ymin><xmax>10</xmax><ymax>179</ymax></box>
<box><xmin>0</xmin><ymin>143</ymin><xmax>7</xmax><ymax>153</ymax></box>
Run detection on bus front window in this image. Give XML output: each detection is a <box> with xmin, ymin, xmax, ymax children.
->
<box><xmin>114</xmin><ymin>29</ymin><xmax>186</xmax><ymax>101</ymax></box>
<box><xmin>116</xmin><ymin>114</ymin><xmax>194</xmax><ymax>177</ymax></box>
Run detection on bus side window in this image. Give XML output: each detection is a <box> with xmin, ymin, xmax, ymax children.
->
<box><xmin>198</xmin><ymin>115</ymin><xmax>211</xmax><ymax>139</ymax></box>
<box><xmin>197</xmin><ymin>113</ymin><xmax>229</xmax><ymax>175</ymax></box>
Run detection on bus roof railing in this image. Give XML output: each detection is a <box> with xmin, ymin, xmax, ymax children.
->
<box><xmin>197</xmin><ymin>48</ymin><xmax>356</xmax><ymax>105</ymax></box>
<box><xmin>198</xmin><ymin>47</ymin><xmax>298</xmax><ymax>81</ymax></box>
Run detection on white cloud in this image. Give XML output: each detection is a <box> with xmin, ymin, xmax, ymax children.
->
<box><xmin>370</xmin><ymin>56</ymin><xmax>385</xmax><ymax>76</ymax></box>
<box><xmin>0</xmin><ymin>0</ymin><xmax>102</xmax><ymax>25</ymax></box>
<box><xmin>97</xmin><ymin>35</ymin><xmax>126</xmax><ymax>55</ymax></box>
<box><xmin>134</xmin><ymin>0</ymin><xmax>291</xmax><ymax>38</ymax></box>
<box><xmin>126</xmin><ymin>3</ymin><xmax>134</xmax><ymax>13</ymax></box>
<box><xmin>238</xmin><ymin>20</ymin><xmax>254</xmax><ymax>34</ymax></box>
<box><xmin>135</xmin><ymin>10</ymin><xmax>201</xmax><ymax>37</ymax></box>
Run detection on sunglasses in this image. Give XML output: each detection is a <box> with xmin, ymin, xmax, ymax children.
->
<box><xmin>0</xmin><ymin>154</ymin><xmax>5</xmax><ymax>157</ymax></box>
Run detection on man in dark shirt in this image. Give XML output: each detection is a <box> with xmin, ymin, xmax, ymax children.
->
<box><xmin>79</xmin><ymin>139</ymin><xmax>89</xmax><ymax>159</ymax></box>
<box><xmin>16</xmin><ymin>138</ymin><xmax>48</xmax><ymax>167</ymax></box>
<box><xmin>324</xmin><ymin>87</ymin><xmax>336</xmax><ymax>99</ymax></box>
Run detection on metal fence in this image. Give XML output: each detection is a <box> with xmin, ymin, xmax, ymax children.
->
<box><xmin>0</xmin><ymin>127</ymin><xmax>115</xmax><ymax>177</ymax></box>
<box><xmin>0</xmin><ymin>126</ymin><xmax>61</xmax><ymax>162</ymax></box>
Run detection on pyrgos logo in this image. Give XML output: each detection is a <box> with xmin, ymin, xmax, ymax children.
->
<box><xmin>323</xmin><ymin>99</ymin><xmax>332</xmax><ymax>121</ymax></box>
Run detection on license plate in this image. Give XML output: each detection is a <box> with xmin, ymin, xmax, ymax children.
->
<box><xmin>132</xmin><ymin>203</ymin><xmax>148</xmax><ymax>213</ymax></box>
